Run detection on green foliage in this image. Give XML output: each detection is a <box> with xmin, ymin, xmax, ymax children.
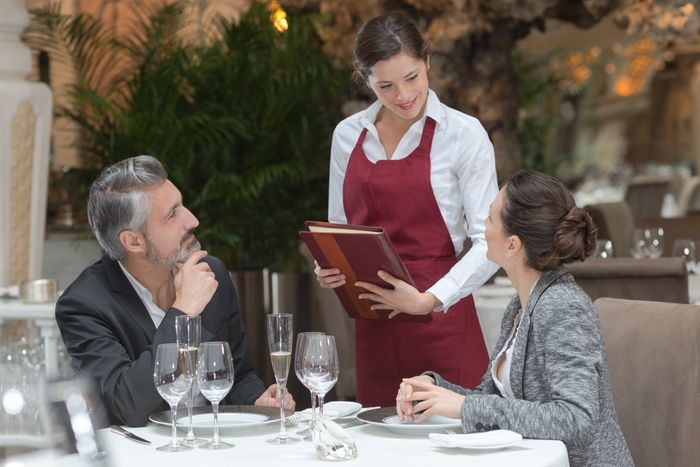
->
<box><xmin>26</xmin><ymin>1</ymin><xmax>347</xmax><ymax>270</ymax></box>
<box><xmin>513</xmin><ymin>50</ymin><xmax>571</xmax><ymax>175</ymax></box>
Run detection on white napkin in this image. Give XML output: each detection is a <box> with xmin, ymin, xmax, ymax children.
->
<box><xmin>301</xmin><ymin>401</ymin><xmax>362</xmax><ymax>419</ymax></box>
<box><xmin>429</xmin><ymin>430</ymin><xmax>522</xmax><ymax>449</ymax></box>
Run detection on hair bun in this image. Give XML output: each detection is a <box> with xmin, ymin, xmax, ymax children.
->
<box><xmin>553</xmin><ymin>207</ymin><xmax>597</xmax><ymax>264</ymax></box>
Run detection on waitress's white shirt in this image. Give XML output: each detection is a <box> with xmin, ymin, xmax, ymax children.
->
<box><xmin>328</xmin><ymin>89</ymin><xmax>500</xmax><ymax>311</ymax></box>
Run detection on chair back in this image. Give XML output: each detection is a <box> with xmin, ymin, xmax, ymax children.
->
<box><xmin>624</xmin><ymin>176</ymin><xmax>671</xmax><ymax>227</ymax></box>
<box><xmin>594</xmin><ymin>298</ymin><xmax>700</xmax><ymax>467</ymax></box>
<box><xmin>566</xmin><ymin>257</ymin><xmax>689</xmax><ymax>303</ymax></box>
<box><xmin>585</xmin><ymin>202</ymin><xmax>634</xmax><ymax>257</ymax></box>
<box><xmin>677</xmin><ymin>176</ymin><xmax>700</xmax><ymax>216</ymax></box>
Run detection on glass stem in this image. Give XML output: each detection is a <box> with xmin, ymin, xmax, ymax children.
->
<box><xmin>318</xmin><ymin>394</ymin><xmax>325</xmax><ymax>419</ymax></box>
<box><xmin>310</xmin><ymin>391</ymin><xmax>317</xmax><ymax>426</ymax></box>
<box><xmin>278</xmin><ymin>383</ymin><xmax>286</xmax><ymax>438</ymax></box>
<box><xmin>212</xmin><ymin>402</ymin><xmax>220</xmax><ymax>445</ymax></box>
<box><xmin>170</xmin><ymin>403</ymin><xmax>179</xmax><ymax>446</ymax></box>
<box><xmin>187</xmin><ymin>386</ymin><xmax>194</xmax><ymax>438</ymax></box>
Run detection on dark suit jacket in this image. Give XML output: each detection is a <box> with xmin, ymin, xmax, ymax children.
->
<box><xmin>55</xmin><ymin>254</ymin><xmax>265</xmax><ymax>427</ymax></box>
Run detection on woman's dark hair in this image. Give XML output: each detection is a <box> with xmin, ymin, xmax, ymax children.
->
<box><xmin>352</xmin><ymin>12</ymin><xmax>430</xmax><ymax>81</ymax></box>
<box><xmin>502</xmin><ymin>170</ymin><xmax>597</xmax><ymax>271</ymax></box>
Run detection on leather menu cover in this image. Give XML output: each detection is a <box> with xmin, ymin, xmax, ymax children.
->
<box><xmin>300</xmin><ymin>221</ymin><xmax>431</xmax><ymax>322</ymax></box>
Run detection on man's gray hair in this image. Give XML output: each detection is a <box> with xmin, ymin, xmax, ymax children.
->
<box><xmin>87</xmin><ymin>155</ymin><xmax>168</xmax><ymax>260</ymax></box>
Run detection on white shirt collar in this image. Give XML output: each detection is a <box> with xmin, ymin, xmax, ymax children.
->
<box><xmin>358</xmin><ymin>89</ymin><xmax>445</xmax><ymax>130</ymax></box>
<box><xmin>117</xmin><ymin>261</ymin><xmax>166</xmax><ymax>327</ymax></box>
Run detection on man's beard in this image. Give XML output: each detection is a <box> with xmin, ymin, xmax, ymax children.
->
<box><xmin>144</xmin><ymin>232</ymin><xmax>201</xmax><ymax>268</ymax></box>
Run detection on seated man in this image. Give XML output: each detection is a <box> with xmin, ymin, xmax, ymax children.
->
<box><xmin>56</xmin><ymin>155</ymin><xmax>294</xmax><ymax>426</ymax></box>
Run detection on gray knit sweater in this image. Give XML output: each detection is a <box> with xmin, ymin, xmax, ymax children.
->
<box><xmin>429</xmin><ymin>268</ymin><xmax>634</xmax><ymax>467</ymax></box>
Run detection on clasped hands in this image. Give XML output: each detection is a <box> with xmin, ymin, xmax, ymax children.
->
<box><xmin>395</xmin><ymin>375</ymin><xmax>464</xmax><ymax>423</ymax></box>
<box><xmin>314</xmin><ymin>262</ymin><xmax>440</xmax><ymax>318</ymax></box>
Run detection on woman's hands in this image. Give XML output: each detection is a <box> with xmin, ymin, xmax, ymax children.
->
<box><xmin>396</xmin><ymin>376</ymin><xmax>465</xmax><ymax>423</ymax></box>
<box><xmin>356</xmin><ymin>270</ymin><xmax>441</xmax><ymax>318</ymax></box>
<box><xmin>314</xmin><ymin>264</ymin><xmax>441</xmax><ymax>318</ymax></box>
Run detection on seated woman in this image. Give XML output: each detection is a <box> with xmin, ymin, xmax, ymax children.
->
<box><xmin>396</xmin><ymin>170</ymin><xmax>633</xmax><ymax>467</ymax></box>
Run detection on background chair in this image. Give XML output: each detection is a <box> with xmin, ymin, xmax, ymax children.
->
<box><xmin>594</xmin><ymin>298</ymin><xmax>700</xmax><ymax>467</ymax></box>
<box><xmin>585</xmin><ymin>201</ymin><xmax>635</xmax><ymax>257</ymax></box>
<box><xmin>677</xmin><ymin>176</ymin><xmax>700</xmax><ymax>216</ymax></box>
<box><xmin>566</xmin><ymin>257</ymin><xmax>689</xmax><ymax>303</ymax></box>
<box><xmin>624</xmin><ymin>175</ymin><xmax>672</xmax><ymax>227</ymax></box>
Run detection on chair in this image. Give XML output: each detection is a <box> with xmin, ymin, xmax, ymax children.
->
<box><xmin>624</xmin><ymin>175</ymin><xmax>672</xmax><ymax>227</ymax></box>
<box><xmin>640</xmin><ymin>216</ymin><xmax>700</xmax><ymax>257</ymax></box>
<box><xmin>566</xmin><ymin>257</ymin><xmax>689</xmax><ymax>303</ymax></box>
<box><xmin>677</xmin><ymin>176</ymin><xmax>700</xmax><ymax>216</ymax></box>
<box><xmin>594</xmin><ymin>298</ymin><xmax>700</xmax><ymax>467</ymax></box>
<box><xmin>585</xmin><ymin>201</ymin><xmax>634</xmax><ymax>257</ymax></box>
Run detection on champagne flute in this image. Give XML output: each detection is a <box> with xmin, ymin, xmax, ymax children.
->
<box><xmin>295</xmin><ymin>332</ymin><xmax>324</xmax><ymax>425</ymax></box>
<box><xmin>153</xmin><ymin>343</ymin><xmax>192</xmax><ymax>452</ymax></box>
<box><xmin>302</xmin><ymin>335</ymin><xmax>339</xmax><ymax>420</ymax></box>
<box><xmin>266</xmin><ymin>313</ymin><xmax>300</xmax><ymax>444</ymax></box>
<box><xmin>197</xmin><ymin>341</ymin><xmax>235</xmax><ymax>450</ymax></box>
<box><xmin>175</xmin><ymin>314</ymin><xmax>203</xmax><ymax>446</ymax></box>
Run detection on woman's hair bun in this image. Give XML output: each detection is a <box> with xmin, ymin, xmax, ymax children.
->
<box><xmin>550</xmin><ymin>207</ymin><xmax>597</xmax><ymax>266</ymax></box>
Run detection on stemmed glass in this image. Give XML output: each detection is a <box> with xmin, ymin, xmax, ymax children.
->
<box><xmin>175</xmin><ymin>315</ymin><xmax>204</xmax><ymax>446</ymax></box>
<box><xmin>266</xmin><ymin>313</ymin><xmax>300</xmax><ymax>444</ymax></box>
<box><xmin>295</xmin><ymin>332</ymin><xmax>324</xmax><ymax>425</ymax></box>
<box><xmin>672</xmin><ymin>239</ymin><xmax>697</xmax><ymax>273</ymax></box>
<box><xmin>302</xmin><ymin>335</ymin><xmax>339</xmax><ymax>420</ymax></box>
<box><xmin>595</xmin><ymin>239</ymin><xmax>614</xmax><ymax>259</ymax></box>
<box><xmin>197</xmin><ymin>341</ymin><xmax>235</xmax><ymax>450</ymax></box>
<box><xmin>645</xmin><ymin>227</ymin><xmax>664</xmax><ymax>258</ymax></box>
<box><xmin>153</xmin><ymin>343</ymin><xmax>192</xmax><ymax>452</ymax></box>
<box><xmin>631</xmin><ymin>228</ymin><xmax>649</xmax><ymax>258</ymax></box>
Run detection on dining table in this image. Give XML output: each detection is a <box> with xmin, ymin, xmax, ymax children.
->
<box><xmin>5</xmin><ymin>417</ymin><xmax>570</xmax><ymax>467</ymax></box>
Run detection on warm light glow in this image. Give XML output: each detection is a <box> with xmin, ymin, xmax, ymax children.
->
<box><xmin>268</xmin><ymin>1</ymin><xmax>288</xmax><ymax>33</ymax></box>
<box><xmin>613</xmin><ymin>39</ymin><xmax>655</xmax><ymax>97</ymax></box>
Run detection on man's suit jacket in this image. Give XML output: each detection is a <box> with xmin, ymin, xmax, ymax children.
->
<box><xmin>429</xmin><ymin>268</ymin><xmax>633</xmax><ymax>467</ymax></box>
<box><xmin>55</xmin><ymin>254</ymin><xmax>265</xmax><ymax>427</ymax></box>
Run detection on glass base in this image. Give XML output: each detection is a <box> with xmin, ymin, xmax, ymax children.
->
<box><xmin>156</xmin><ymin>441</ymin><xmax>193</xmax><ymax>452</ymax></box>
<box><xmin>182</xmin><ymin>434</ymin><xmax>207</xmax><ymax>447</ymax></box>
<box><xmin>200</xmin><ymin>440</ymin><xmax>235</xmax><ymax>450</ymax></box>
<box><xmin>266</xmin><ymin>434</ymin><xmax>302</xmax><ymax>444</ymax></box>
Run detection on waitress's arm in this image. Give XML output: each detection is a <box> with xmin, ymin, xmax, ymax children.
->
<box><xmin>427</xmin><ymin>123</ymin><xmax>500</xmax><ymax>312</ymax></box>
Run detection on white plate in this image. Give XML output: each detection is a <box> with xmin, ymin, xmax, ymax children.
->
<box><xmin>149</xmin><ymin>405</ymin><xmax>291</xmax><ymax>435</ymax></box>
<box><xmin>357</xmin><ymin>407</ymin><xmax>461</xmax><ymax>436</ymax></box>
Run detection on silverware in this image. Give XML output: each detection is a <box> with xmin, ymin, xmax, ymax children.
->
<box><xmin>110</xmin><ymin>425</ymin><xmax>152</xmax><ymax>444</ymax></box>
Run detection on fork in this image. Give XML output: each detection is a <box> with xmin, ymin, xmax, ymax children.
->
<box><xmin>284</xmin><ymin>414</ymin><xmax>300</xmax><ymax>428</ymax></box>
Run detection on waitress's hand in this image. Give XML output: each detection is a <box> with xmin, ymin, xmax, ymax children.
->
<box><xmin>398</xmin><ymin>376</ymin><xmax>464</xmax><ymax>423</ymax></box>
<box><xmin>314</xmin><ymin>261</ymin><xmax>346</xmax><ymax>289</ymax></box>
<box><xmin>355</xmin><ymin>270</ymin><xmax>441</xmax><ymax>318</ymax></box>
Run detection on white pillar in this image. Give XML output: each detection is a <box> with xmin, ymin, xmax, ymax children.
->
<box><xmin>0</xmin><ymin>0</ymin><xmax>52</xmax><ymax>286</ymax></box>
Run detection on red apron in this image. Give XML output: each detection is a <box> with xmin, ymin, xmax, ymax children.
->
<box><xmin>343</xmin><ymin>117</ymin><xmax>488</xmax><ymax>407</ymax></box>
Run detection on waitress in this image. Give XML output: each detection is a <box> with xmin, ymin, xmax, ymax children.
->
<box><xmin>316</xmin><ymin>12</ymin><xmax>500</xmax><ymax>407</ymax></box>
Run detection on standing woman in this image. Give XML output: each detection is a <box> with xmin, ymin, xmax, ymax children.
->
<box><xmin>315</xmin><ymin>12</ymin><xmax>500</xmax><ymax>407</ymax></box>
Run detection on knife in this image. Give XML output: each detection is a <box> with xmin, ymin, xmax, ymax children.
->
<box><xmin>110</xmin><ymin>425</ymin><xmax>152</xmax><ymax>444</ymax></box>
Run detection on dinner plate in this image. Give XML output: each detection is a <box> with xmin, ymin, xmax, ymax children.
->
<box><xmin>149</xmin><ymin>405</ymin><xmax>292</xmax><ymax>435</ymax></box>
<box><xmin>357</xmin><ymin>407</ymin><xmax>461</xmax><ymax>436</ymax></box>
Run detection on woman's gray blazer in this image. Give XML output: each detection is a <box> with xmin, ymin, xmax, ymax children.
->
<box><xmin>430</xmin><ymin>268</ymin><xmax>633</xmax><ymax>467</ymax></box>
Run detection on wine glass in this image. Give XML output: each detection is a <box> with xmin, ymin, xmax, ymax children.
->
<box><xmin>175</xmin><ymin>314</ymin><xmax>203</xmax><ymax>446</ymax></box>
<box><xmin>645</xmin><ymin>227</ymin><xmax>664</xmax><ymax>259</ymax></box>
<box><xmin>197</xmin><ymin>341</ymin><xmax>235</xmax><ymax>450</ymax></box>
<box><xmin>295</xmin><ymin>332</ymin><xmax>324</xmax><ymax>425</ymax></box>
<box><xmin>302</xmin><ymin>335</ymin><xmax>339</xmax><ymax>420</ymax></box>
<box><xmin>266</xmin><ymin>313</ymin><xmax>300</xmax><ymax>444</ymax></box>
<box><xmin>595</xmin><ymin>239</ymin><xmax>614</xmax><ymax>259</ymax></box>
<box><xmin>153</xmin><ymin>343</ymin><xmax>192</xmax><ymax>452</ymax></box>
<box><xmin>672</xmin><ymin>239</ymin><xmax>697</xmax><ymax>273</ymax></box>
<box><xmin>631</xmin><ymin>228</ymin><xmax>648</xmax><ymax>258</ymax></box>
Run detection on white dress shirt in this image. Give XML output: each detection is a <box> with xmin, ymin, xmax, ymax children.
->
<box><xmin>328</xmin><ymin>89</ymin><xmax>500</xmax><ymax>311</ymax></box>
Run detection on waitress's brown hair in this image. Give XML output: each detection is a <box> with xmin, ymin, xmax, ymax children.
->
<box><xmin>352</xmin><ymin>12</ymin><xmax>430</xmax><ymax>81</ymax></box>
<box><xmin>502</xmin><ymin>170</ymin><xmax>597</xmax><ymax>271</ymax></box>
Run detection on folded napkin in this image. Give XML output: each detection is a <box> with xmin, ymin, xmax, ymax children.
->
<box><xmin>301</xmin><ymin>401</ymin><xmax>362</xmax><ymax>419</ymax></box>
<box><xmin>429</xmin><ymin>430</ymin><xmax>522</xmax><ymax>449</ymax></box>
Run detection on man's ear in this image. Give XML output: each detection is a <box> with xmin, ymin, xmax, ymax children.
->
<box><xmin>118</xmin><ymin>229</ymin><xmax>146</xmax><ymax>254</ymax></box>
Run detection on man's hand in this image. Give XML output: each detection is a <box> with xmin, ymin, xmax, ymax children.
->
<box><xmin>172</xmin><ymin>250</ymin><xmax>218</xmax><ymax>316</ymax></box>
<box><xmin>255</xmin><ymin>384</ymin><xmax>296</xmax><ymax>411</ymax></box>
<box><xmin>355</xmin><ymin>270</ymin><xmax>441</xmax><ymax>318</ymax></box>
